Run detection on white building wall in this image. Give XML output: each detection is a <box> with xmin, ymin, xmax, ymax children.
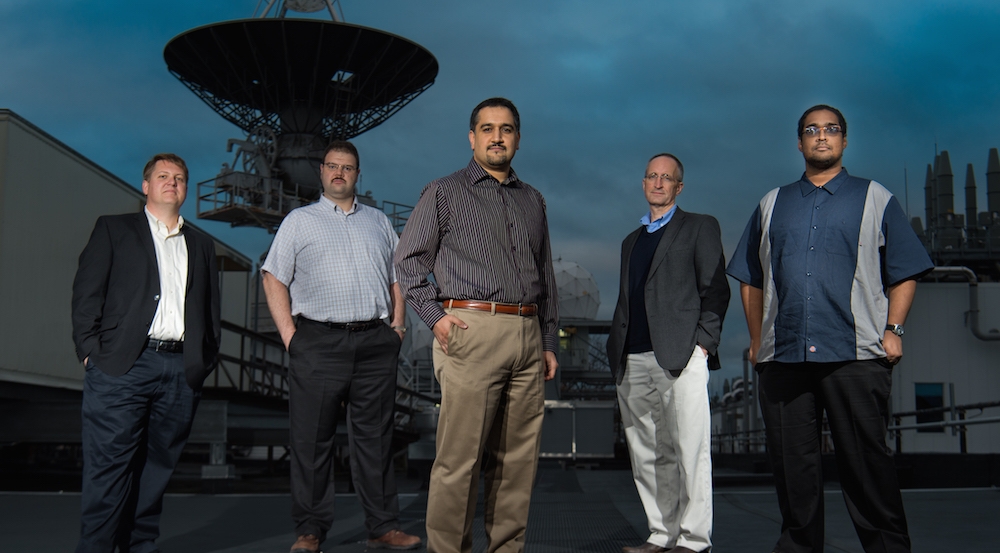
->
<box><xmin>893</xmin><ymin>281</ymin><xmax>1000</xmax><ymax>453</ymax></box>
<box><xmin>0</xmin><ymin>110</ymin><xmax>251</xmax><ymax>391</ymax></box>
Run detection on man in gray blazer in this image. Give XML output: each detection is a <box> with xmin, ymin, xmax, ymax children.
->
<box><xmin>606</xmin><ymin>153</ymin><xmax>729</xmax><ymax>553</ymax></box>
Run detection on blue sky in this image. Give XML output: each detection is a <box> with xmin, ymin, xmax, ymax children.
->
<box><xmin>3</xmin><ymin>0</ymin><xmax>999</xmax><ymax>389</ymax></box>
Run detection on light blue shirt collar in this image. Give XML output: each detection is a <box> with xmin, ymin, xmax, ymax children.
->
<box><xmin>640</xmin><ymin>204</ymin><xmax>678</xmax><ymax>233</ymax></box>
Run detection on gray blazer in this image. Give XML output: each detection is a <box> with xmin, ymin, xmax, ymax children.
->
<box><xmin>606</xmin><ymin>208</ymin><xmax>730</xmax><ymax>384</ymax></box>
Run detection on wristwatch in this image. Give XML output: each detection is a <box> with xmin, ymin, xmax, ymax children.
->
<box><xmin>885</xmin><ymin>324</ymin><xmax>904</xmax><ymax>337</ymax></box>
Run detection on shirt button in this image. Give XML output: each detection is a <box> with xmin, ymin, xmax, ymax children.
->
<box><xmin>813</xmin><ymin>226</ymin><xmax>817</xmax><ymax>229</ymax></box>
<box><xmin>809</xmin><ymin>246</ymin><xmax>815</xmax><ymax>251</ymax></box>
<box><xmin>807</xmin><ymin>272</ymin><xmax>812</xmax><ymax>276</ymax></box>
<box><xmin>809</xmin><ymin>346</ymin><xmax>817</xmax><ymax>352</ymax></box>
<box><xmin>154</xmin><ymin>295</ymin><xmax>160</xmax><ymax>301</ymax></box>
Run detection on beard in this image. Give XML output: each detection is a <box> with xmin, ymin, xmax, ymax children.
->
<box><xmin>805</xmin><ymin>150</ymin><xmax>842</xmax><ymax>171</ymax></box>
<box><xmin>484</xmin><ymin>149</ymin><xmax>510</xmax><ymax>167</ymax></box>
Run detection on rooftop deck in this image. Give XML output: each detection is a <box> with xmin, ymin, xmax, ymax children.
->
<box><xmin>1</xmin><ymin>463</ymin><xmax>994</xmax><ymax>552</ymax></box>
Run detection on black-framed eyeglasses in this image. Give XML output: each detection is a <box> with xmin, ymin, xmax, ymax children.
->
<box><xmin>321</xmin><ymin>162</ymin><xmax>357</xmax><ymax>173</ymax></box>
<box><xmin>801</xmin><ymin>125</ymin><xmax>843</xmax><ymax>137</ymax></box>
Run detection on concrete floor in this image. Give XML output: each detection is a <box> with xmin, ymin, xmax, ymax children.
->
<box><xmin>1</xmin><ymin>464</ymin><xmax>995</xmax><ymax>552</ymax></box>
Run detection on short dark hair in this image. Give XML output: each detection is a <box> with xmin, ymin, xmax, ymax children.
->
<box><xmin>798</xmin><ymin>104</ymin><xmax>847</xmax><ymax>138</ymax></box>
<box><xmin>647</xmin><ymin>152</ymin><xmax>684</xmax><ymax>182</ymax></box>
<box><xmin>470</xmin><ymin>97</ymin><xmax>520</xmax><ymax>132</ymax></box>
<box><xmin>142</xmin><ymin>153</ymin><xmax>188</xmax><ymax>182</ymax></box>
<box><xmin>325</xmin><ymin>140</ymin><xmax>359</xmax><ymax>169</ymax></box>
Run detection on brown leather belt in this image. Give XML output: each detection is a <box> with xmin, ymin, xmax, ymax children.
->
<box><xmin>442</xmin><ymin>299</ymin><xmax>538</xmax><ymax>317</ymax></box>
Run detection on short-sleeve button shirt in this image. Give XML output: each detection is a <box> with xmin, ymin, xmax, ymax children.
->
<box><xmin>727</xmin><ymin>170</ymin><xmax>933</xmax><ymax>363</ymax></box>
<box><xmin>261</xmin><ymin>195</ymin><xmax>398</xmax><ymax>323</ymax></box>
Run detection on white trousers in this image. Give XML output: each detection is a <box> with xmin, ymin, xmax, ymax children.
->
<box><xmin>617</xmin><ymin>348</ymin><xmax>713</xmax><ymax>551</ymax></box>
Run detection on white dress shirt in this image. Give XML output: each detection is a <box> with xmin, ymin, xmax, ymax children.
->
<box><xmin>145</xmin><ymin>207</ymin><xmax>188</xmax><ymax>341</ymax></box>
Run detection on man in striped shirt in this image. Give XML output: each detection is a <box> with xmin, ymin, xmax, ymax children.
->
<box><xmin>727</xmin><ymin>105</ymin><xmax>932</xmax><ymax>553</ymax></box>
<box><xmin>262</xmin><ymin>141</ymin><xmax>420</xmax><ymax>552</ymax></box>
<box><xmin>395</xmin><ymin>97</ymin><xmax>559</xmax><ymax>553</ymax></box>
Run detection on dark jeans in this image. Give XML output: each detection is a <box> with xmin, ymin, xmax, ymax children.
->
<box><xmin>758</xmin><ymin>359</ymin><xmax>911</xmax><ymax>553</ymax></box>
<box><xmin>77</xmin><ymin>348</ymin><xmax>199</xmax><ymax>553</ymax></box>
<box><xmin>288</xmin><ymin>319</ymin><xmax>402</xmax><ymax>542</ymax></box>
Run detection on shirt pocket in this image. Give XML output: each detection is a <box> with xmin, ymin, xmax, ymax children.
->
<box><xmin>824</xmin><ymin>220</ymin><xmax>860</xmax><ymax>258</ymax></box>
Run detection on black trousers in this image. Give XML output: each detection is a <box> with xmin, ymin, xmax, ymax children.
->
<box><xmin>77</xmin><ymin>348</ymin><xmax>198</xmax><ymax>553</ymax></box>
<box><xmin>288</xmin><ymin>319</ymin><xmax>402</xmax><ymax>542</ymax></box>
<box><xmin>758</xmin><ymin>360</ymin><xmax>911</xmax><ymax>553</ymax></box>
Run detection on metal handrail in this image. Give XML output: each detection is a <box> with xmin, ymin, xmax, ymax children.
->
<box><xmin>206</xmin><ymin>320</ymin><xmax>439</xmax><ymax>433</ymax></box>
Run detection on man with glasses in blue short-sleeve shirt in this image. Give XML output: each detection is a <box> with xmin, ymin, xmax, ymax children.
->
<box><xmin>727</xmin><ymin>105</ymin><xmax>932</xmax><ymax>553</ymax></box>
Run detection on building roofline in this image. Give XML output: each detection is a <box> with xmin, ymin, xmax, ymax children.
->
<box><xmin>0</xmin><ymin>108</ymin><xmax>253</xmax><ymax>271</ymax></box>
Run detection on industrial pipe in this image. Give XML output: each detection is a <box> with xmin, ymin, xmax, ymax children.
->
<box><xmin>929</xmin><ymin>266</ymin><xmax>1000</xmax><ymax>341</ymax></box>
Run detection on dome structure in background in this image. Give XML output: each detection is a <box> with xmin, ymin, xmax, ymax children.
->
<box><xmin>553</xmin><ymin>259</ymin><xmax>600</xmax><ymax>320</ymax></box>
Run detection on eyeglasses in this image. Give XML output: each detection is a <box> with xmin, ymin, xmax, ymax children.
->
<box><xmin>321</xmin><ymin>162</ymin><xmax>357</xmax><ymax>173</ymax></box>
<box><xmin>644</xmin><ymin>173</ymin><xmax>678</xmax><ymax>184</ymax></box>
<box><xmin>801</xmin><ymin>125</ymin><xmax>843</xmax><ymax>137</ymax></box>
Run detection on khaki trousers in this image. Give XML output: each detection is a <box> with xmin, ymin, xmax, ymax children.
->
<box><xmin>426</xmin><ymin>308</ymin><xmax>545</xmax><ymax>553</ymax></box>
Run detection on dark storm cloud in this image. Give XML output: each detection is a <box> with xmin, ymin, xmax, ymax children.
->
<box><xmin>4</xmin><ymin>0</ymin><xmax>1000</xmax><ymax>389</ymax></box>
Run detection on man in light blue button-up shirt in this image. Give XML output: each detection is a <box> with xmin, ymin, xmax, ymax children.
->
<box><xmin>262</xmin><ymin>141</ymin><xmax>420</xmax><ymax>553</ymax></box>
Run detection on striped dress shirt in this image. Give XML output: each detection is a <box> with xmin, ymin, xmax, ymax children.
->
<box><xmin>394</xmin><ymin>159</ymin><xmax>559</xmax><ymax>352</ymax></box>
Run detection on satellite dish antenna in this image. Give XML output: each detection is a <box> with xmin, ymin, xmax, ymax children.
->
<box><xmin>259</xmin><ymin>0</ymin><xmax>342</xmax><ymax>19</ymax></box>
<box><xmin>284</xmin><ymin>0</ymin><xmax>333</xmax><ymax>14</ymax></box>
<box><xmin>164</xmin><ymin>1</ymin><xmax>437</xmax><ymax>230</ymax></box>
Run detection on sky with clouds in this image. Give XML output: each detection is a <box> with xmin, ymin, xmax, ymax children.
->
<box><xmin>3</xmin><ymin>0</ymin><xmax>999</xmax><ymax>389</ymax></box>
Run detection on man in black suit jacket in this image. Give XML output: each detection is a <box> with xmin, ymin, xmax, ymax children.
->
<box><xmin>71</xmin><ymin>153</ymin><xmax>220</xmax><ymax>553</ymax></box>
<box><xmin>606</xmin><ymin>153</ymin><xmax>729</xmax><ymax>553</ymax></box>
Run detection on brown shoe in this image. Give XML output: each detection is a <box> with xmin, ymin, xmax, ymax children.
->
<box><xmin>666</xmin><ymin>547</ymin><xmax>703</xmax><ymax>553</ymax></box>
<box><xmin>290</xmin><ymin>534</ymin><xmax>321</xmax><ymax>553</ymax></box>
<box><xmin>622</xmin><ymin>543</ymin><xmax>668</xmax><ymax>553</ymax></box>
<box><xmin>367</xmin><ymin>528</ymin><xmax>422</xmax><ymax>550</ymax></box>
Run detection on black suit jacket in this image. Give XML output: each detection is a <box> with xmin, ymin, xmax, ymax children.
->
<box><xmin>71</xmin><ymin>211</ymin><xmax>221</xmax><ymax>390</ymax></box>
<box><xmin>606</xmin><ymin>208</ymin><xmax>730</xmax><ymax>384</ymax></box>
